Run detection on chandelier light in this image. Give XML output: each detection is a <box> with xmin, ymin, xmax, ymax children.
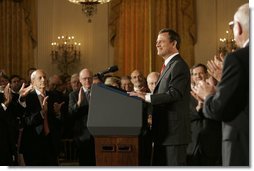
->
<box><xmin>218</xmin><ymin>21</ymin><xmax>237</xmax><ymax>55</ymax></box>
<box><xmin>68</xmin><ymin>0</ymin><xmax>111</xmax><ymax>23</ymax></box>
<box><xmin>51</xmin><ymin>35</ymin><xmax>81</xmax><ymax>75</ymax></box>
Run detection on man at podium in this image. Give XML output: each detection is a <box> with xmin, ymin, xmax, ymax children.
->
<box><xmin>129</xmin><ymin>29</ymin><xmax>191</xmax><ymax>166</ymax></box>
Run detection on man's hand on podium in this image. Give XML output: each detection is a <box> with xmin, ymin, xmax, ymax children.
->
<box><xmin>128</xmin><ymin>91</ymin><xmax>146</xmax><ymax>100</ymax></box>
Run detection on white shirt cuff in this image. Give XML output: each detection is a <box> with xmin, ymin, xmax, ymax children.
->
<box><xmin>145</xmin><ymin>93</ymin><xmax>151</xmax><ymax>103</ymax></box>
<box><xmin>18</xmin><ymin>97</ymin><xmax>26</xmax><ymax>108</ymax></box>
<box><xmin>1</xmin><ymin>103</ymin><xmax>7</xmax><ymax>111</ymax></box>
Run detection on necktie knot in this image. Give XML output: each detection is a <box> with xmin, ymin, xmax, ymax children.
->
<box><xmin>39</xmin><ymin>94</ymin><xmax>45</xmax><ymax>106</ymax></box>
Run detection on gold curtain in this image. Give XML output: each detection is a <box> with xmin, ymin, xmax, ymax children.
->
<box><xmin>151</xmin><ymin>0</ymin><xmax>197</xmax><ymax>72</ymax></box>
<box><xmin>110</xmin><ymin>0</ymin><xmax>150</xmax><ymax>76</ymax></box>
<box><xmin>110</xmin><ymin>0</ymin><xmax>196</xmax><ymax>76</ymax></box>
<box><xmin>0</xmin><ymin>0</ymin><xmax>37</xmax><ymax>79</ymax></box>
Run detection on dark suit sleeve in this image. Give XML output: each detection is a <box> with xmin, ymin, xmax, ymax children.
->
<box><xmin>203</xmin><ymin>51</ymin><xmax>248</xmax><ymax>122</ymax></box>
<box><xmin>68</xmin><ymin>91</ymin><xmax>79</xmax><ymax>114</ymax></box>
<box><xmin>23</xmin><ymin>93</ymin><xmax>44</xmax><ymax>127</ymax></box>
<box><xmin>68</xmin><ymin>91</ymin><xmax>88</xmax><ymax>118</ymax></box>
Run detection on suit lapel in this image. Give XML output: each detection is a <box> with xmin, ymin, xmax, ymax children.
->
<box><xmin>154</xmin><ymin>55</ymin><xmax>179</xmax><ymax>93</ymax></box>
<box><xmin>29</xmin><ymin>90</ymin><xmax>42</xmax><ymax>110</ymax></box>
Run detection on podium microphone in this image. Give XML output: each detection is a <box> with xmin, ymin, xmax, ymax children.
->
<box><xmin>94</xmin><ymin>65</ymin><xmax>119</xmax><ymax>82</ymax></box>
<box><xmin>96</xmin><ymin>65</ymin><xmax>118</xmax><ymax>76</ymax></box>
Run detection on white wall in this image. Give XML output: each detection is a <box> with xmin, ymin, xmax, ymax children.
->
<box><xmin>194</xmin><ymin>0</ymin><xmax>248</xmax><ymax>65</ymax></box>
<box><xmin>36</xmin><ymin>0</ymin><xmax>111</xmax><ymax>76</ymax></box>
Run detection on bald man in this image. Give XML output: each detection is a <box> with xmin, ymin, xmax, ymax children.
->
<box><xmin>68</xmin><ymin>68</ymin><xmax>96</xmax><ymax>166</ymax></box>
<box><xmin>147</xmin><ymin>72</ymin><xmax>160</xmax><ymax>93</ymax></box>
<box><xmin>19</xmin><ymin>69</ymin><xmax>59</xmax><ymax>165</ymax></box>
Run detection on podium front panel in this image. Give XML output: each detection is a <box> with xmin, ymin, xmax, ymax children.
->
<box><xmin>87</xmin><ymin>84</ymin><xmax>144</xmax><ymax>136</ymax></box>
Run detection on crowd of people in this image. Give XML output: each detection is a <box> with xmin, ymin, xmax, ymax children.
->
<box><xmin>0</xmin><ymin>2</ymin><xmax>249</xmax><ymax>166</ymax></box>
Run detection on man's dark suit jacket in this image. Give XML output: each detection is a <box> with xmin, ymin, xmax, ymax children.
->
<box><xmin>68</xmin><ymin>89</ymin><xmax>95</xmax><ymax>165</ymax></box>
<box><xmin>0</xmin><ymin>93</ymin><xmax>14</xmax><ymax>165</ymax></box>
<box><xmin>203</xmin><ymin>45</ymin><xmax>249</xmax><ymax>166</ymax></box>
<box><xmin>151</xmin><ymin>54</ymin><xmax>191</xmax><ymax>146</ymax></box>
<box><xmin>68</xmin><ymin>89</ymin><xmax>91</xmax><ymax>142</ymax></box>
<box><xmin>187</xmin><ymin>96</ymin><xmax>222</xmax><ymax>166</ymax></box>
<box><xmin>20</xmin><ymin>90</ymin><xmax>58</xmax><ymax>166</ymax></box>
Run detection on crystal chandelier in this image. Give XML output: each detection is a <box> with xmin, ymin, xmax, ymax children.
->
<box><xmin>51</xmin><ymin>36</ymin><xmax>81</xmax><ymax>75</ymax></box>
<box><xmin>68</xmin><ymin>0</ymin><xmax>111</xmax><ymax>23</ymax></box>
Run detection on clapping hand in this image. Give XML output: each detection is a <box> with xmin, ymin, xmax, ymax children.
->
<box><xmin>19</xmin><ymin>83</ymin><xmax>33</xmax><ymax>99</ymax></box>
<box><xmin>3</xmin><ymin>83</ymin><xmax>12</xmax><ymax>107</ymax></box>
<box><xmin>207</xmin><ymin>54</ymin><xmax>224</xmax><ymax>82</ymax></box>
<box><xmin>191</xmin><ymin>80</ymin><xmax>216</xmax><ymax>101</ymax></box>
<box><xmin>77</xmin><ymin>87</ymin><xmax>84</xmax><ymax>107</ymax></box>
<box><xmin>53</xmin><ymin>101</ymin><xmax>65</xmax><ymax>116</ymax></box>
<box><xmin>42</xmin><ymin>96</ymin><xmax>49</xmax><ymax>114</ymax></box>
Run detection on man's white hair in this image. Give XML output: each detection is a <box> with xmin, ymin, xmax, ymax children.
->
<box><xmin>234</xmin><ymin>3</ymin><xmax>249</xmax><ymax>35</ymax></box>
<box><xmin>30</xmin><ymin>70</ymin><xmax>37</xmax><ymax>81</ymax></box>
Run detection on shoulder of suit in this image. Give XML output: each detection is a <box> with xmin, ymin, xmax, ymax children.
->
<box><xmin>226</xmin><ymin>46</ymin><xmax>249</xmax><ymax>61</ymax></box>
<box><xmin>69</xmin><ymin>90</ymin><xmax>79</xmax><ymax>96</ymax></box>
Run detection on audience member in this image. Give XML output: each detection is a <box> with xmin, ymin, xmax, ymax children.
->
<box><xmin>0</xmin><ymin>83</ymin><xmax>16</xmax><ymax>165</ymax></box>
<box><xmin>19</xmin><ymin>69</ymin><xmax>58</xmax><ymax>165</ymax></box>
<box><xmin>104</xmin><ymin>76</ymin><xmax>121</xmax><ymax>89</ymax></box>
<box><xmin>146</xmin><ymin>72</ymin><xmax>160</xmax><ymax>93</ymax></box>
<box><xmin>130</xmin><ymin>69</ymin><xmax>149</xmax><ymax>93</ymax></box>
<box><xmin>68</xmin><ymin>68</ymin><xmax>96</xmax><ymax>166</ymax></box>
<box><xmin>10</xmin><ymin>75</ymin><xmax>22</xmax><ymax>94</ymax></box>
<box><xmin>70</xmin><ymin>73</ymin><xmax>81</xmax><ymax>92</ymax></box>
<box><xmin>192</xmin><ymin>3</ymin><xmax>249</xmax><ymax>166</ymax></box>
<box><xmin>187</xmin><ymin>64</ymin><xmax>222</xmax><ymax>166</ymax></box>
<box><xmin>92</xmin><ymin>75</ymin><xmax>102</xmax><ymax>84</ymax></box>
<box><xmin>120</xmin><ymin>75</ymin><xmax>134</xmax><ymax>92</ymax></box>
<box><xmin>0</xmin><ymin>74</ymin><xmax>9</xmax><ymax>93</ymax></box>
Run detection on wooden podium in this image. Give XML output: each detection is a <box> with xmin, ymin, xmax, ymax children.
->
<box><xmin>94</xmin><ymin>136</ymin><xmax>139</xmax><ymax>166</ymax></box>
<box><xmin>87</xmin><ymin>84</ymin><xmax>146</xmax><ymax>166</ymax></box>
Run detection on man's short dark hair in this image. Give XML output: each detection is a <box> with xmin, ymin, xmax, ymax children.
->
<box><xmin>159</xmin><ymin>28</ymin><xmax>181</xmax><ymax>50</ymax></box>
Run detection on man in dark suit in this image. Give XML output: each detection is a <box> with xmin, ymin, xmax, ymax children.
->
<box><xmin>187</xmin><ymin>64</ymin><xmax>221</xmax><ymax>166</ymax></box>
<box><xmin>130</xmin><ymin>28</ymin><xmax>191</xmax><ymax>166</ymax></box>
<box><xmin>0</xmin><ymin>83</ymin><xmax>15</xmax><ymax>165</ymax></box>
<box><xmin>19</xmin><ymin>69</ymin><xmax>59</xmax><ymax>165</ymax></box>
<box><xmin>192</xmin><ymin>3</ymin><xmax>249</xmax><ymax>166</ymax></box>
<box><xmin>68</xmin><ymin>68</ymin><xmax>96</xmax><ymax>166</ymax></box>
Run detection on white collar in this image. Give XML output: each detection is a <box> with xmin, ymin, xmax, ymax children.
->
<box><xmin>35</xmin><ymin>88</ymin><xmax>44</xmax><ymax>96</ymax></box>
<box><xmin>82</xmin><ymin>87</ymin><xmax>90</xmax><ymax>93</ymax></box>
<box><xmin>243</xmin><ymin>39</ymin><xmax>249</xmax><ymax>47</ymax></box>
<box><xmin>164</xmin><ymin>52</ymin><xmax>179</xmax><ymax>66</ymax></box>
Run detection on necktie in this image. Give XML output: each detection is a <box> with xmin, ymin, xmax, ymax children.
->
<box><xmin>40</xmin><ymin>94</ymin><xmax>50</xmax><ymax>135</ymax></box>
<box><xmin>86</xmin><ymin>90</ymin><xmax>90</xmax><ymax>101</ymax></box>
<box><xmin>160</xmin><ymin>63</ymin><xmax>166</xmax><ymax>74</ymax></box>
<box><xmin>39</xmin><ymin>94</ymin><xmax>44</xmax><ymax>108</ymax></box>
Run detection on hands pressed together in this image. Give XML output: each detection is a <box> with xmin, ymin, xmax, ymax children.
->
<box><xmin>3</xmin><ymin>83</ymin><xmax>12</xmax><ymax>107</ymax></box>
<box><xmin>207</xmin><ymin>53</ymin><xmax>224</xmax><ymax>82</ymax></box>
<box><xmin>190</xmin><ymin>53</ymin><xmax>224</xmax><ymax>109</ymax></box>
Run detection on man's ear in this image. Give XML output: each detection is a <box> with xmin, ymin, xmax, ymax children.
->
<box><xmin>173</xmin><ymin>40</ymin><xmax>177</xmax><ymax>47</ymax></box>
<box><xmin>235</xmin><ymin>21</ymin><xmax>243</xmax><ymax>35</ymax></box>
